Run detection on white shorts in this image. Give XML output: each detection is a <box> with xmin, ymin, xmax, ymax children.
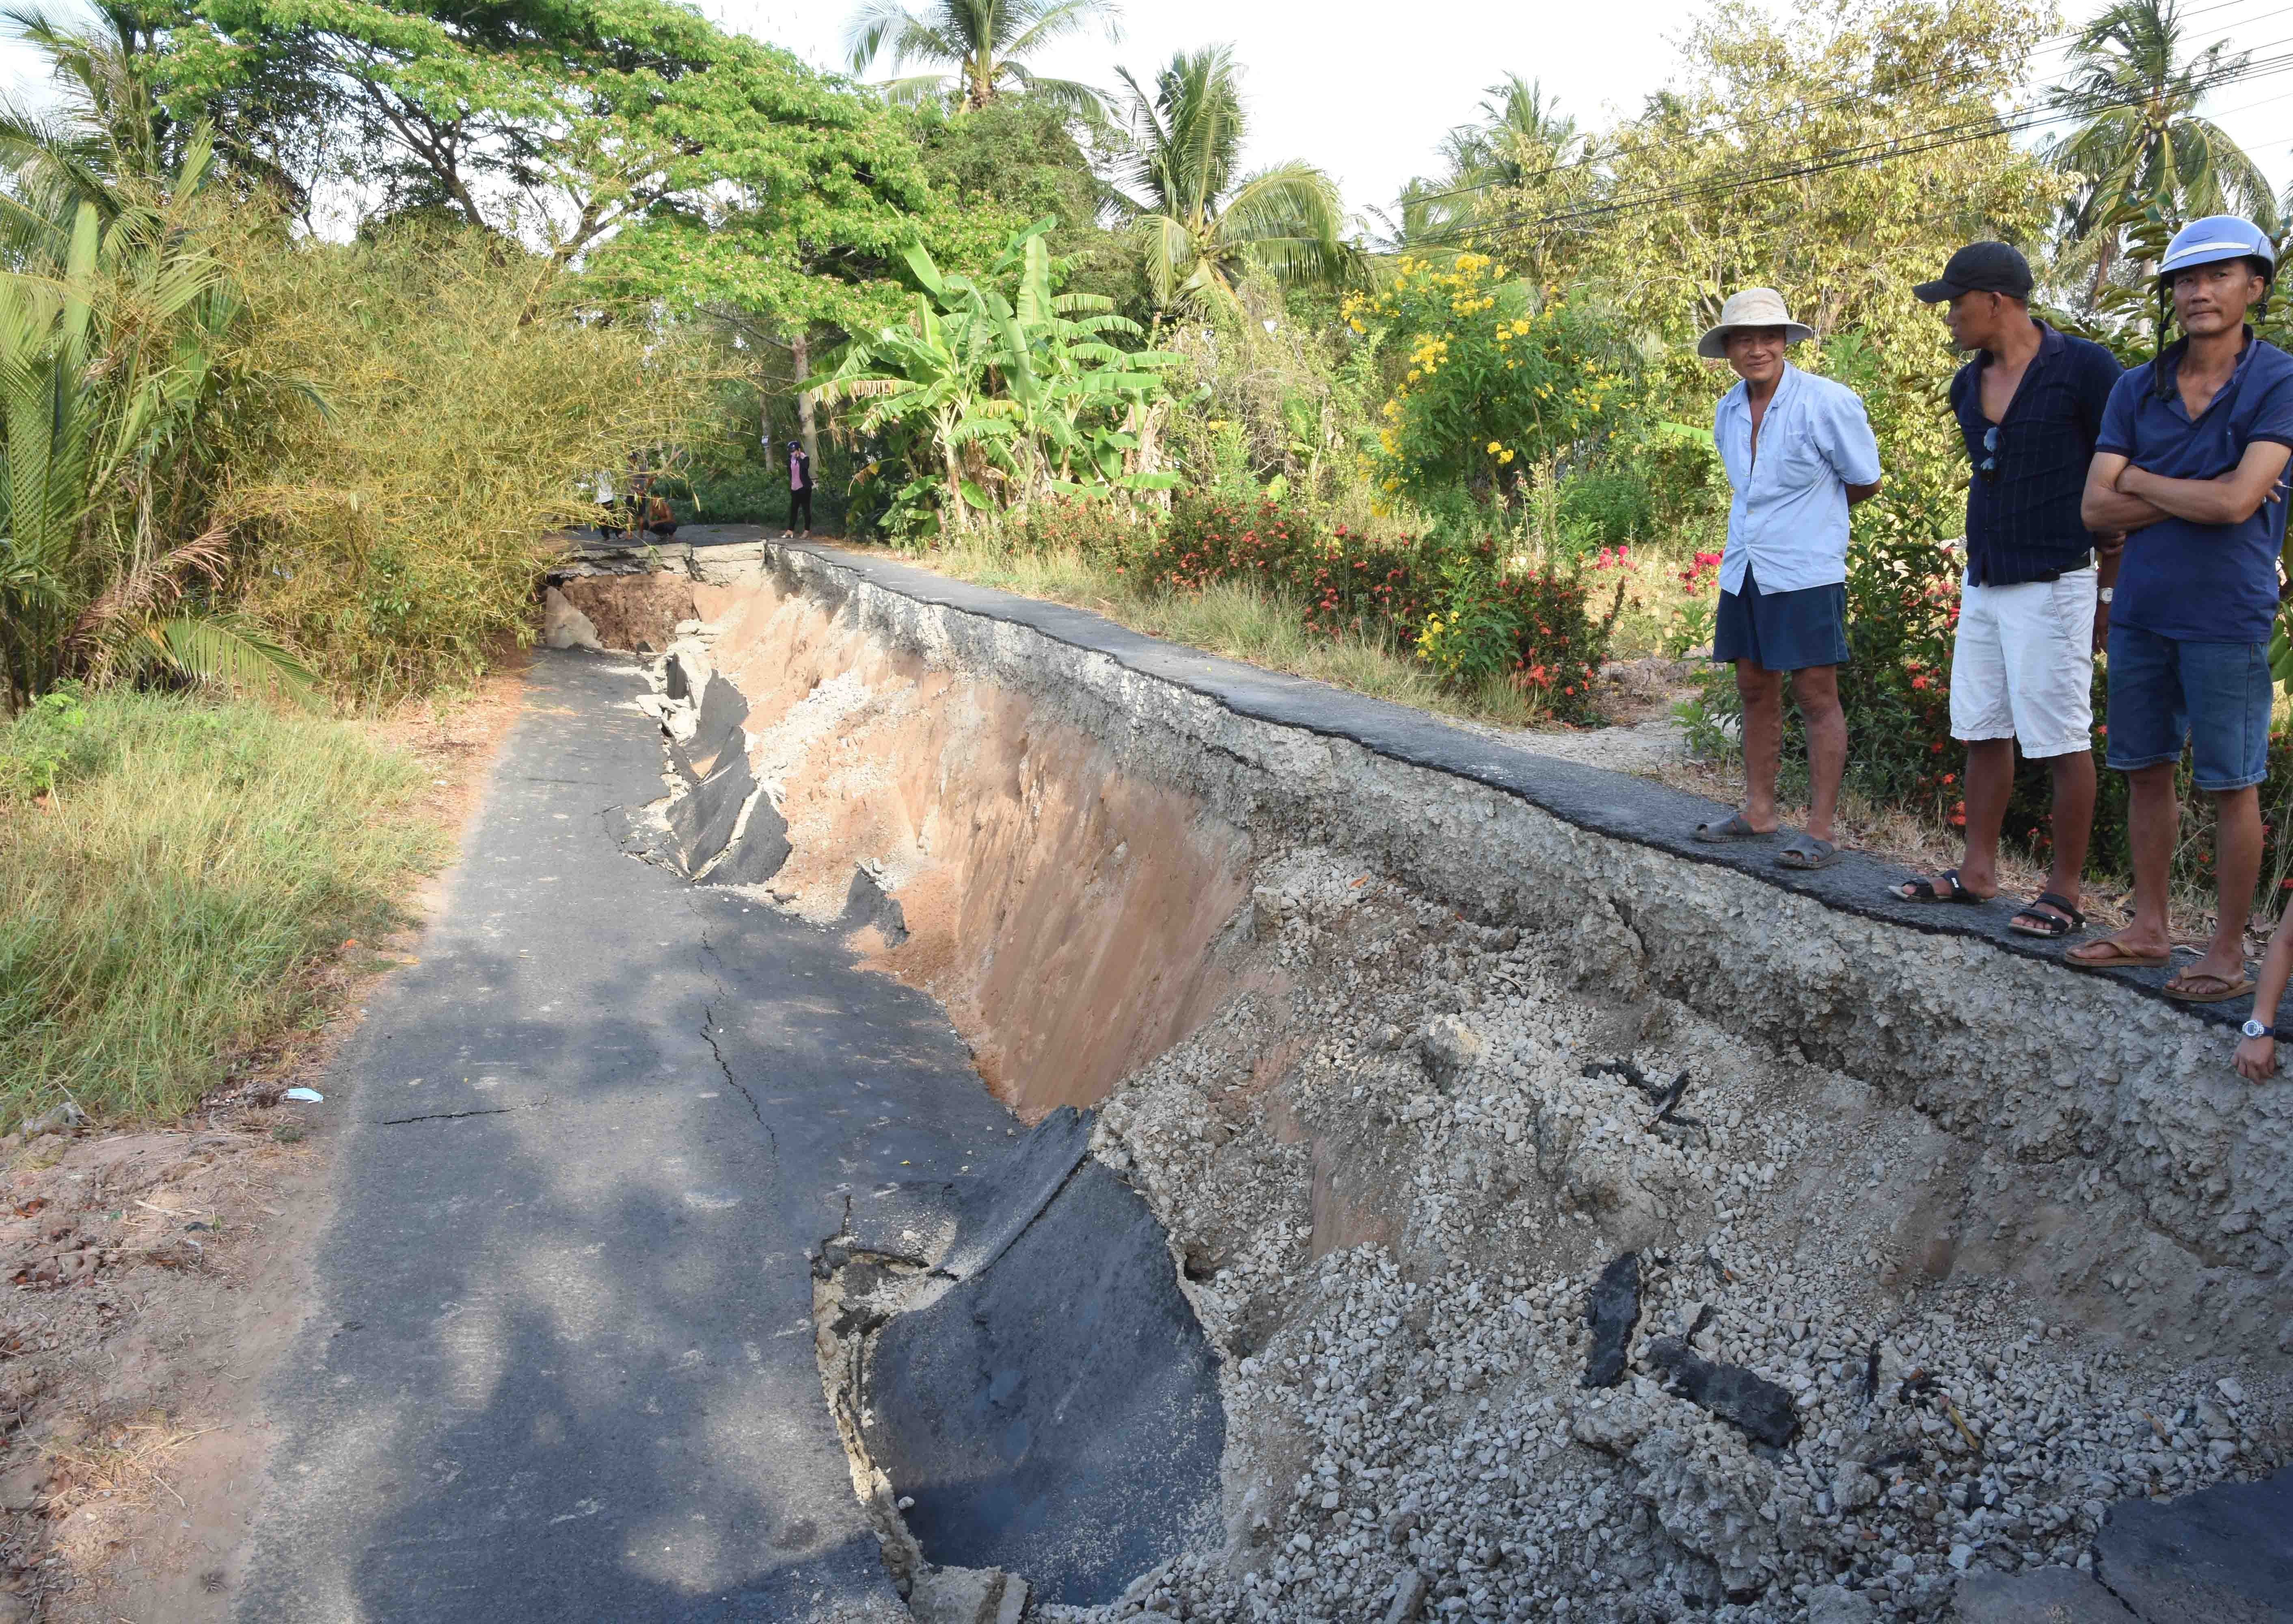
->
<box><xmin>1948</xmin><ymin>567</ymin><xmax>2097</xmax><ymax>759</ymax></box>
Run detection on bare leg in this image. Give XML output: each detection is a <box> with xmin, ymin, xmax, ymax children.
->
<box><xmin>2174</xmin><ymin>784</ymin><xmax>2263</xmax><ymax>991</ymax></box>
<box><xmin>1789</xmin><ymin>664</ymin><xmax>1846</xmax><ymax>844</ymax></box>
<box><xmin>2038</xmin><ymin>748</ymin><xmax>2096</xmax><ymax>915</ymax></box>
<box><xmin>1736</xmin><ymin>661</ymin><xmax>1785</xmax><ymax>833</ymax></box>
<box><xmin>2070</xmin><ymin>762</ymin><xmax>2176</xmax><ymax>963</ymax></box>
<box><xmin>1950</xmin><ymin>738</ymin><xmax>2015</xmax><ymax>897</ymax></box>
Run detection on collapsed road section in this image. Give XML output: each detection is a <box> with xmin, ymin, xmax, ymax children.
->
<box><xmin>592</xmin><ymin>530</ymin><xmax>2292</xmax><ymax>1624</ymax></box>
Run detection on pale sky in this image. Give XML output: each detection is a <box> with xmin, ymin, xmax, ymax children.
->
<box><xmin>0</xmin><ymin>0</ymin><xmax>2287</xmax><ymax>217</ymax></box>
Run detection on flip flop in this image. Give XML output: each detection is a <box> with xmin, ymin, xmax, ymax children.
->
<box><xmin>2163</xmin><ymin>971</ymin><xmax>2255</xmax><ymax>1004</ymax></box>
<box><xmin>2065</xmin><ymin>942</ymin><xmax>2172</xmax><ymax>971</ymax></box>
<box><xmin>1775</xmin><ymin>835</ymin><xmax>1842</xmax><ymax>870</ymax></box>
<box><xmin>1692</xmin><ymin>813</ymin><xmax>1775</xmax><ymax>843</ymax></box>
<box><xmin>1893</xmin><ymin>868</ymin><xmax>1986</xmax><ymax>904</ymax></box>
<box><xmin>2008</xmin><ymin>892</ymin><xmax>2087</xmax><ymax>939</ymax></box>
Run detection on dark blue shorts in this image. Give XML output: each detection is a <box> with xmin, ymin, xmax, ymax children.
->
<box><xmin>1712</xmin><ymin>565</ymin><xmax>1850</xmax><ymax>672</ymax></box>
<box><xmin>2103</xmin><ymin>623</ymin><xmax>2271</xmax><ymax>792</ymax></box>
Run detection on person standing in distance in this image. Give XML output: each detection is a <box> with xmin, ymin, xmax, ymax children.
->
<box><xmin>1690</xmin><ymin>287</ymin><xmax>1884</xmax><ymax>870</ymax></box>
<box><xmin>784</xmin><ymin>438</ymin><xmax>813</xmax><ymax>539</ymax></box>
<box><xmin>2071</xmin><ymin>216</ymin><xmax>2293</xmax><ymax>1003</ymax></box>
<box><xmin>1889</xmin><ymin>242</ymin><xmax>2126</xmax><ymax>937</ymax></box>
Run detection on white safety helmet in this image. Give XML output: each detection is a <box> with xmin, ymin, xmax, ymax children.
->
<box><xmin>2158</xmin><ymin>215</ymin><xmax>2277</xmax><ymax>285</ymax></box>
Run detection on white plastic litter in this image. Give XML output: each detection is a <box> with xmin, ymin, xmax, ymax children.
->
<box><xmin>283</xmin><ymin>1088</ymin><xmax>324</xmax><ymax>1103</ymax></box>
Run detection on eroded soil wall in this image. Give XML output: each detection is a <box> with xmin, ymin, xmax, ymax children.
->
<box><xmin>695</xmin><ymin>575</ymin><xmax>1251</xmax><ymax>1117</ymax></box>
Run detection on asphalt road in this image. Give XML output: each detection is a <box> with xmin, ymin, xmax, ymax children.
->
<box><xmin>234</xmin><ymin>650</ymin><xmax>1019</xmax><ymax>1624</ymax></box>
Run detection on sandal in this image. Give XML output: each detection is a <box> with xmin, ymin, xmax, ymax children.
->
<box><xmin>2163</xmin><ymin>970</ymin><xmax>2255</xmax><ymax>1004</ymax></box>
<box><xmin>2008</xmin><ymin>892</ymin><xmax>2087</xmax><ymax>939</ymax></box>
<box><xmin>2066</xmin><ymin>939</ymin><xmax>2172</xmax><ymax>970</ymax></box>
<box><xmin>1893</xmin><ymin>868</ymin><xmax>1986</xmax><ymax>904</ymax></box>
<box><xmin>1776</xmin><ymin>834</ymin><xmax>1842</xmax><ymax>870</ymax></box>
<box><xmin>1693</xmin><ymin>812</ymin><xmax>1776</xmax><ymax>843</ymax></box>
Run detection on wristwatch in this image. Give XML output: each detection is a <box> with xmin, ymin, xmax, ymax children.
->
<box><xmin>2098</xmin><ymin>587</ymin><xmax>2114</xmax><ymax>604</ymax></box>
<box><xmin>2242</xmin><ymin>1018</ymin><xmax>2275</xmax><ymax>1039</ymax></box>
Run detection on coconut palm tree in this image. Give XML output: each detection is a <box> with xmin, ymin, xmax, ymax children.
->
<box><xmin>1112</xmin><ymin>46</ymin><xmax>1359</xmax><ymax>315</ymax></box>
<box><xmin>2044</xmin><ymin>0</ymin><xmax>2279</xmax><ymax>301</ymax></box>
<box><xmin>842</xmin><ymin>0</ymin><xmax>1121</xmax><ymax>115</ymax></box>
<box><xmin>1390</xmin><ymin>75</ymin><xmax>1594</xmax><ymax>251</ymax></box>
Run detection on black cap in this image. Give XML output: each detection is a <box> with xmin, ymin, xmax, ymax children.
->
<box><xmin>1915</xmin><ymin>242</ymin><xmax>2034</xmax><ymax>304</ymax></box>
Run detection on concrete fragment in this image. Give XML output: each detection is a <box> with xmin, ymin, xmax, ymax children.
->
<box><xmin>1580</xmin><ymin>1251</ymin><xmax>1640</xmax><ymax>1388</ymax></box>
<box><xmin>1645</xmin><ymin>1335</ymin><xmax>1798</xmax><ymax>1447</ymax></box>
<box><xmin>1832</xmin><ymin>1460</ymin><xmax>1881</xmax><ymax>1512</ymax></box>
<box><xmin>663</xmin><ymin>640</ymin><xmax>710</xmax><ymax>702</ymax></box>
<box><xmin>1566</xmin><ymin>1388</ymin><xmax>1658</xmax><ymax>1456</ymax></box>
<box><xmin>1416</xmin><ymin>1015</ymin><xmax>1485</xmax><ymax>1093</ymax></box>
<box><xmin>1381</xmin><ymin>1565</ymin><xmax>1429</xmax><ymax>1623</ymax></box>
<box><xmin>1952</xmin><ymin>1564</ymin><xmax>2138</xmax><ymax>1622</ymax></box>
<box><xmin>541</xmin><ymin>587</ymin><xmax>603</xmax><ymax>651</ymax></box>
<box><xmin>906</xmin><ymin>1565</ymin><xmax>1014</xmax><ymax>1624</ymax></box>
<box><xmin>1628</xmin><ymin>1426</ymin><xmax>1778</xmax><ymax>1597</ymax></box>
<box><xmin>1805</xmin><ymin>1584</ymin><xmax>1881</xmax><ymax>1624</ymax></box>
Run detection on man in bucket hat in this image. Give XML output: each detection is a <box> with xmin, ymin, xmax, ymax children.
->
<box><xmin>1691</xmin><ymin>287</ymin><xmax>1883</xmax><ymax>870</ymax></box>
<box><xmin>1888</xmin><ymin>242</ymin><xmax>2126</xmax><ymax>939</ymax></box>
<box><xmin>2069</xmin><ymin>215</ymin><xmax>2293</xmax><ymax>1011</ymax></box>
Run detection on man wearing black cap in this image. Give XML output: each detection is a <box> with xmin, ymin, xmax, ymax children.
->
<box><xmin>1888</xmin><ymin>242</ymin><xmax>2125</xmax><ymax>940</ymax></box>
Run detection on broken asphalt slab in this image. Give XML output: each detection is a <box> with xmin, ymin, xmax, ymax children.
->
<box><xmin>863</xmin><ymin>1112</ymin><xmax>1224</xmax><ymax>1606</ymax></box>
<box><xmin>231</xmin><ymin>650</ymin><xmax>1021</xmax><ymax>1624</ymax></box>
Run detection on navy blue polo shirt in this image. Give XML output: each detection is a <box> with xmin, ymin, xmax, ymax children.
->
<box><xmin>1950</xmin><ymin>322</ymin><xmax>2125</xmax><ymax>585</ymax></box>
<box><xmin>2097</xmin><ymin>330</ymin><xmax>2293</xmax><ymax>643</ymax></box>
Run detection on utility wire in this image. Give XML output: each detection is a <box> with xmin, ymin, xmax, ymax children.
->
<box><xmin>1394</xmin><ymin>0</ymin><xmax>2293</xmax><ymax>212</ymax></box>
<box><xmin>1392</xmin><ymin>45</ymin><xmax>2293</xmax><ymax>252</ymax></box>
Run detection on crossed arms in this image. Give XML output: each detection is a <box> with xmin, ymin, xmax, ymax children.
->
<box><xmin>2082</xmin><ymin>441</ymin><xmax>2293</xmax><ymax>532</ymax></box>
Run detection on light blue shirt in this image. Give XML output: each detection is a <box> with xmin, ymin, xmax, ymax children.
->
<box><xmin>1712</xmin><ymin>362</ymin><xmax>1883</xmax><ymax>595</ymax></box>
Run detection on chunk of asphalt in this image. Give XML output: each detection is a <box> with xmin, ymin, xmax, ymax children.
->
<box><xmin>686</xmin><ymin>673</ymin><xmax>749</xmax><ymax>774</ymax></box>
<box><xmin>1580</xmin><ymin>1251</ymin><xmax>1640</xmax><ymax>1388</ymax></box>
<box><xmin>1645</xmin><ymin>1335</ymin><xmax>1799</xmax><ymax>1448</ymax></box>
<box><xmin>1951</xmin><ymin>1565</ymin><xmax>2138</xmax><ymax>1623</ymax></box>
<box><xmin>666</xmin><ymin>750</ymin><xmax>755</xmax><ymax>877</ymax></box>
<box><xmin>2093</xmin><ymin>1467</ymin><xmax>2293</xmax><ymax>1622</ymax></box>
<box><xmin>936</xmin><ymin>1107</ymin><xmax>1092</xmax><ymax>1282</ymax></box>
<box><xmin>665</xmin><ymin>646</ymin><xmax>706</xmax><ymax>702</ymax></box>
<box><xmin>602</xmin><ymin>803</ymin><xmax>680</xmax><ymax>870</ymax></box>
<box><xmin>842</xmin><ymin>865</ymin><xmax>909</xmax><ymax>946</ymax></box>
<box><xmin>667</xmin><ymin>736</ymin><xmax>705</xmax><ymax>787</ymax></box>
<box><xmin>863</xmin><ymin>1151</ymin><xmax>1224</xmax><ymax>1605</ymax></box>
<box><xmin>708</xmin><ymin>791</ymin><xmax>791</xmax><ymax>887</ymax></box>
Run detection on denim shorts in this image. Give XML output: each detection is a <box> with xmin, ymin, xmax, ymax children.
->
<box><xmin>1712</xmin><ymin>565</ymin><xmax>1850</xmax><ymax>673</ymax></box>
<box><xmin>2103</xmin><ymin>623</ymin><xmax>2272</xmax><ymax>791</ymax></box>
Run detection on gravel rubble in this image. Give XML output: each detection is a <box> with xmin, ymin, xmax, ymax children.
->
<box><xmin>1039</xmin><ymin>847</ymin><xmax>2290</xmax><ymax>1624</ymax></box>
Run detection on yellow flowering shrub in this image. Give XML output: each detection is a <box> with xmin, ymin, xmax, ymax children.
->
<box><xmin>1347</xmin><ymin>255</ymin><xmax>1642</xmax><ymax>511</ymax></box>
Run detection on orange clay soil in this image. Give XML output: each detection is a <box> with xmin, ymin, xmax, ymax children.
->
<box><xmin>695</xmin><ymin>577</ymin><xmax>1254</xmax><ymax>1119</ymax></box>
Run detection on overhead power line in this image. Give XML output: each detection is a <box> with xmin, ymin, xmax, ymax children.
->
<box><xmin>1394</xmin><ymin>0</ymin><xmax>2293</xmax><ymax>214</ymax></box>
<box><xmin>1392</xmin><ymin>44</ymin><xmax>2293</xmax><ymax>253</ymax></box>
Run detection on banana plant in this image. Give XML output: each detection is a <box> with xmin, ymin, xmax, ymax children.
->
<box><xmin>814</xmin><ymin>225</ymin><xmax>1181</xmax><ymax>539</ymax></box>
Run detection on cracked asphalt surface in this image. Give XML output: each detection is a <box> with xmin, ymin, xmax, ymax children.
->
<box><xmin>233</xmin><ymin>651</ymin><xmax>1018</xmax><ymax>1623</ymax></box>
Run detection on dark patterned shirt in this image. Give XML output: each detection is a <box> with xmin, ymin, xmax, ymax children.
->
<box><xmin>1949</xmin><ymin>322</ymin><xmax>2125</xmax><ymax>586</ymax></box>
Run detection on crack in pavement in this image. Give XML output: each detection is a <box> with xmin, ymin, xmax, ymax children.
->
<box><xmin>693</xmin><ymin>914</ymin><xmax>772</xmax><ymax>1149</ymax></box>
<box><xmin>381</xmin><ymin>1108</ymin><xmax>516</xmax><ymax>1125</ymax></box>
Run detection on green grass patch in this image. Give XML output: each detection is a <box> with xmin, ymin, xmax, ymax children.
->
<box><xmin>925</xmin><ymin>533</ymin><xmax>1540</xmax><ymax>729</ymax></box>
<box><xmin>0</xmin><ymin>691</ymin><xmax>442</xmax><ymax>1126</ymax></box>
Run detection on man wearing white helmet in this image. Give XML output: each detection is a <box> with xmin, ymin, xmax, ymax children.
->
<box><xmin>2071</xmin><ymin>216</ymin><xmax>2293</xmax><ymax>1014</ymax></box>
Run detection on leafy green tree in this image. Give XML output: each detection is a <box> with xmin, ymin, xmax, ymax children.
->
<box><xmin>1112</xmin><ymin>45</ymin><xmax>1359</xmax><ymax>315</ymax></box>
<box><xmin>842</xmin><ymin>0</ymin><xmax>1121</xmax><ymax>114</ymax></box>
<box><xmin>2045</xmin><ymin>0</ymin><xmax>2280</xmax><ymax>301</ymax></box>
